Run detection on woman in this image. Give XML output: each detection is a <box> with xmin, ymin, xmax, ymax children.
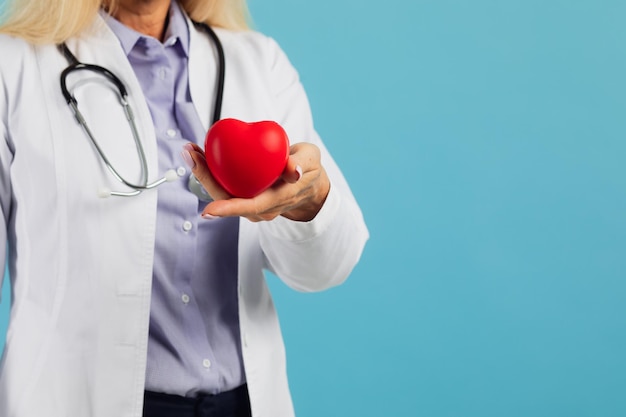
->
<box><xmin>0</xmin><ymin>0</ymin><xmax>368</xmax><ymax>416</ymax></box>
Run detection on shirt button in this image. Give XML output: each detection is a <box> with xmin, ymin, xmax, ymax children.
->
<box><xmin>177</xmin><ymin>166</ymin><xmax>186</xmax><ymax>176</ymax></box>
<box><xmin>202</xmin><ymin>359</ymin><xmax>212</xmax><ymax>369</ymax></box>
<box><xmin>182</xmin><ymin>221</ymin><xmax>193</xmax><ymax>232</ymax></box>
<box><xmin>166</xmin><ymin>129</ymin><xmax>177</xmax><ymax>138</ymax></box>
<box><xmin>181</xmin><ymin>294</ymin><xmax>190</xmax><ymax>304</ymax></box>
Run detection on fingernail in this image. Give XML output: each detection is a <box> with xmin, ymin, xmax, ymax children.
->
<box><xmin>181</xmin><ymin>148</ymin><xmax>195</xmax><ymax>170</ymax></box>
<box><xmin>295</xmin><ymin>165</ymin><xmax>303</xmax><ymax>181</ymax></box>
<box><xmin>202</xmin><ymin>213</ymin><xmax>219</xmax><ymax>220</ymax></box>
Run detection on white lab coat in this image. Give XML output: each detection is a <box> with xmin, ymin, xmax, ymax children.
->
<box><xmin>0</xmin><ymin>13</ymin><xmax>368</xmax><ymax>417</ymax></box>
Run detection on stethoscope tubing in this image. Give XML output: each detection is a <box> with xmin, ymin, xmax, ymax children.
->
<box><xmin>58</xmin><ymin>22</ymin><xmax>224</xmax><ymax>198</ymax></box>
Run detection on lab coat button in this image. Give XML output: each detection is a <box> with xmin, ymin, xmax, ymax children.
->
<box><xmin>181</xmin><ymin>294</ymin><xmax>190</xmax><ymax>304</ymax></box>
<box><xmin>177</xmin><ymin>166</ymin><xmax>186</xmax><ymax>176</ymax></box>
<box><xmin>166</xmin><ymin>129</ymin><xmax>177</xmax><ymax>138</ymax></box>
<box><xmin>182</xmin><ymin>221</ymin><xmax>193</xmax><ymax>232</ymax></box>
<box><xmin>202</xmin><ymin>359</ymin><xmax>212</xmax><ymax>369</ymax></box>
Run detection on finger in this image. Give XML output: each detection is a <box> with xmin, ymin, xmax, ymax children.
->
<box><xmin>203</xmin><ymin>182</ymin><xmax>296</xmax><ymax>221</ymax></box>
<box><xmin>281</xmin><ymin>156</ymin><xmax>302</xmax><ymax>184</ymax></box>
<box><xmin>203</xmin><ymin>197</ymin><xmax>272</xmax><ymax>222</ymax></box>
<box><xmin>181</xmin><ymin>143</ymin><xmax>231</xmax><ymax>201</ymax></box>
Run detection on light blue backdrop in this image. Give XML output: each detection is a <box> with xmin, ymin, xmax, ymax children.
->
<box><xmin>2</xmin><ymin>0</ymin><xmax>626</xmax><ymax>416</ymax></box>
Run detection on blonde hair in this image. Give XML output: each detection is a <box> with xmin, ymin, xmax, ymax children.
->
<box><xmin>0</xmin><ymin>0</ymin><xmax>250</xmax><ymax>44</ymax></box>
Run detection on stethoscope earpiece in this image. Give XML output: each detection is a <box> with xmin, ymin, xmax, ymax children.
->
<box><xmin>164</xmin><ymin>169</ymin><xmax>181</xmax><ymax>182</ymax></box>
<box><xmin>98</xmin><ymin>187</ymin><xmax>112</xmax><ymax>199</ymax></box>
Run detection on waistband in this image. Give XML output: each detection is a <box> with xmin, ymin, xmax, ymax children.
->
<box><xmin>143</xmin><ymin>384</ymin><xmax>251</xmax><ymax>417</ymax></box>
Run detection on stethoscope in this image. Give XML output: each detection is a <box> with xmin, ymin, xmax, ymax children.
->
<box><xmin>58</xmin><ymin>21</ymin><xmax>223</xmax><ymax>201</ymax></box>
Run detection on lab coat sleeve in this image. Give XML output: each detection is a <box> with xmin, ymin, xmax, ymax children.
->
<box><xmin>0</xmin><ymin>72</ymin><xmax>11</xmax><ymax>301</ymax></box>
<box><xmin>258</xmin><ymin>37</ymin><xmax>369</xmax><ymax>292</ymax></box>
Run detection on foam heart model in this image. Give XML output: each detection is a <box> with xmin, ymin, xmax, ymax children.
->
<box><xmin>204</xmin><ymin>118</ymin><xmax>290</xmax><ymax>198</ymax></box>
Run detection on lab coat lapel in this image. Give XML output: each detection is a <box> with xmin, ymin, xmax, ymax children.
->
<box><xmin>187</xmin><ymin>17</ymin><xmax>218</xmax><ymax>131</ymax></box>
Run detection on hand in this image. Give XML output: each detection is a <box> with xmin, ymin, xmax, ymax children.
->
<box><xmin>182</xmin><ymin>142</ymin><xmax>330</xmax><ymax>222</ymax></box>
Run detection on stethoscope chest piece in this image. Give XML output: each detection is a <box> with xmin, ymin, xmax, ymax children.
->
<box><xmin>188</xmin><ymin>174</ymin><xmax>214</xmax><ymax>202</ymax></box>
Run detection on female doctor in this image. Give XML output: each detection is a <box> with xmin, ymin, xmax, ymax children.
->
<box><xmin>0</xmin><ymin>0</ymin><xmax>368</xmax><ymax>416</ymax></box>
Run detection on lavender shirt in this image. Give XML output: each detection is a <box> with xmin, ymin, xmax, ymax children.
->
<box><xmin>104</xmin><ymin>2</ymin><xmax>244</xmax><ymax>397</ymax></box>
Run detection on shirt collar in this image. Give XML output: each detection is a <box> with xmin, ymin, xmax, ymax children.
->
<box><xmin>101</xmin><ymin>0</ymin><xmax>190</xmax><ymax>57</ymax></box>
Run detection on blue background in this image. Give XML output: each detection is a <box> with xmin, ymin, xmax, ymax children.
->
<box><xmin>2</xmin><ymin>0</ymin><xmax>626</xmax><ymax>416</ymax></box>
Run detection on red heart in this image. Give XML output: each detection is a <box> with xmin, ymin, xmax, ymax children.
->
<box><xmin>204</xmin><ymin>118</ymin><xmax>290</xmax><ymax>198</ymax></box>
